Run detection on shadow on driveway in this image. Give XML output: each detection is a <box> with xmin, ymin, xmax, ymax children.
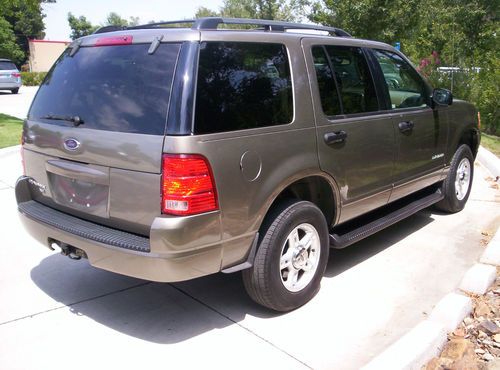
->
<box><xmin>29</xmin><ymin>209</ymin><xmax>435</xmax><ymax>344</ymax></box>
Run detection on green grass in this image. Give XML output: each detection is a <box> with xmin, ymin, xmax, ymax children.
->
<box><xmin>0</xmin><ymin>113</ymin><xmax>23</xmax><ymax>149</ymax></box>
<box><xmin>481</xmin><ymin>133</ymin><xmax>500</xmax><ymax>158</ymax></box>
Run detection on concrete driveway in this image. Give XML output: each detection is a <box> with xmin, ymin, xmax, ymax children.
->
<box><xmin>0</xmin><ymin>86</ymin><xmax>39</xmax><ymax>119</ymax></box>
<box><xmin>0</xmin><ymin>148</ymin><xmax>499</xmax><ymax>370</ymax></box>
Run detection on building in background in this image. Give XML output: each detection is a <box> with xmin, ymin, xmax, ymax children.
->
<box><xmin>28</xmin><ymin>40</ymin><xmax>70</xmax><ymax>72</ymax></box>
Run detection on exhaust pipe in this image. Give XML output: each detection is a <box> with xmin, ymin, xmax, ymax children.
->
<box><xmin>68</xmin><ymin>252</ymin><xmax>81</xmax><ymax>260</ymax></box>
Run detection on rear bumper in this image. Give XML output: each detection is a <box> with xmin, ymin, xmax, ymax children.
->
<box><xmin>15</xmin><ymin>176</ymin><xmax>233</xmax><ymax>282</ymax></box>
<box><xmin>0</xmin><ymin>81</ymin><xmax>21</xmax><ymax>90</ymax></box>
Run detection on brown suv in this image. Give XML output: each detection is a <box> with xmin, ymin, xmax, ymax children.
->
<box><xmin>16</xmin><ymin>18</ymin><xmax>480</xmax><ymax>311</ymax></box>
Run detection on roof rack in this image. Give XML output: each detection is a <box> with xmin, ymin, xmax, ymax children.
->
<box><xmin>122</xmin><ymin>17</ymin><xmax>352</xmax><ymax>37</ymax></box>
<box><xmin>93</xmin><ymin>25</ymin><xmax>128</xmax><ymax>34</ymax></box>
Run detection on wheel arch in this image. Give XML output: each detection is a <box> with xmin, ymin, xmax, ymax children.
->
<box><xmin>457</xmin><ymin>126</ymin><xmax>480</xmax><ymax>158</ymax></box>
<box><xmin>257</xmin><ymin>173</ymin><xmax>341</xmax><ymax>235</ymax></box>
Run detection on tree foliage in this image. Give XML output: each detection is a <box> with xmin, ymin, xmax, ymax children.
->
<box><xmin>195</xmin><ymin>0</ymin><xmax>307</xmax><ymax>22</ymax></box>
<box><xmin>67</xmin><ymin>13</ymin><xmax>98</xmax><ymax>40</ymax></box>
<box><xmin>309</xmin><ymin>0</ymin><xmax>499</xmax><ymax>133</ymax></box>
<box><xmin>0</xmin><ymin>0</ymin><xmax>54</xmax><ymax>65</ymax></box>
<box><xmin>67</xmin><ymin>12</ymin><xmax>141</xmax><ymax>40</ymax></box>
<box><xmin>0</xmin><ymin>16</ymin><xmax>25</xmax><ymax>65</ymax></box>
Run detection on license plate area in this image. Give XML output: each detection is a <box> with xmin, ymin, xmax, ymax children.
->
<box><xmin>47</xmin><ymin>173</ymin><xmax>109</xmax><ymax>217</ymax></box>
<box><xmin>46</xmin><ymin>160</ymin><xmax>110</xmax><ymax>218</ymax></box>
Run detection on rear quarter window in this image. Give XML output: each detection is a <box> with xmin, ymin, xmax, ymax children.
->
<box><xmin>29</xmin><ymin>43</ymin><xmax>181</xmax><ymax>135</ymax></box>
<box><xmin>194</xmin><ymin>42</ymin><xmax>293</xmax><ymax>134</ymax></box>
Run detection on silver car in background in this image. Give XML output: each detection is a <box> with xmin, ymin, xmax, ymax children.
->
<box><xmin>0</xmin><ymin>59</ymin><xmax>22</xmax><ymax>94</ymax></box>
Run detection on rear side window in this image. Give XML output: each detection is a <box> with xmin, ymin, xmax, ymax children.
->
<box><xmin>194</xmin><ymin>42</ymin><xmax>293</xmax><ymax>134</ymax></box>
<box><xmin>0</xmin><ymin>61</ymin><xmax>17</xmax><ymax>70</ymax></box>
<box><xmin>321</xmin><ymin>45</ymin><xmax>379</xmax><ymax>115</ymax></box>
<box><xmin>29</xmin><ymin>43</ymin><xmax>181</xmax><ymax>135</ymax></box>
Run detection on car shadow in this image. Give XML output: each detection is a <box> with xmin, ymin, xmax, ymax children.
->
<box><xmin>30</xmin><ymin>209</ymin><xmax>436</xmax><ymax>344</ymax></box>
<box><xmin>325</xmin><ymin>209</ymin><xmax>435</xmax><ymax>278</ymax></box>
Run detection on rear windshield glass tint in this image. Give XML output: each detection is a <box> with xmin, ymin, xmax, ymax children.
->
<box><xmin>194</xmin><ymin>42</ymin><xmax>293</xmax><ymax>134</ymax></box>
<box><xmin>0</xmin><ymin>61</ymin><xmax>17</xmax><ymax>70</ymax></box>
<box><xmin>29</xmin><ymin>43</ymin><xmax>180</xmax><ymax>135</ymax></box>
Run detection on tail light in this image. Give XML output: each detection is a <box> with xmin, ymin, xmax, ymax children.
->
<box><xmin>12</xmin><ymin>72</ymin><xmax>21</xmax><ymax>78</ymax></box>
<box><xmin>477</xmin><ymin>111</ymin><xmax>481</xmax><ymax>129</ymax></box>
<box><xmin>161</xmin><ymin>154</ymin><xmax>218</xmax><ymax>216</ymax></box>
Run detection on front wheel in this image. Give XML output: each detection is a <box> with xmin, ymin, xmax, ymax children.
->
<box><xmin>435</xmin><ymin>144</ymin><xmax>474</xmax><ymax>213</ymax></box>
<box><xmin>242</xmin><ymin>200</ymin><xmax>329</xmax><ymax>312</ymax></box>
<box><xmin>11</xmin><ymin>88</ymin><xmax>19</xmax><ymax>94</ymax></box>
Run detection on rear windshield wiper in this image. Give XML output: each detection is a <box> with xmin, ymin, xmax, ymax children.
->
<box><xmin>40</xmin><ymin>114</ymin><xmax>84</xmax><ymax>126</ymax></box>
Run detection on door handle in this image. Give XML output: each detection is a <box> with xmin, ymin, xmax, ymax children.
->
<box><xmin>324</xmin><ymin>131</ymin><xmax>347</xmax><ymax>145</ymax></box>
<box><xmin>398</xmin><ymin>120</ymin><xmax>414</xmax><ymax>133</ymax></box>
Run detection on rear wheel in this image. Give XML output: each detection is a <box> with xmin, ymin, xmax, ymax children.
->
<box><xmin>242</xmin><ymin>200</ymin><xmax>329</xmax><ymax>312</ymax></box>
<box><xmin>11</xmin><ymin>88</ymin><xmax>19</xmax><ymax>94</ymax></box>
<box><xmin>435</xmin><ymin>144</ymin><xmax>474</xmax><ymax>213</ymax></box>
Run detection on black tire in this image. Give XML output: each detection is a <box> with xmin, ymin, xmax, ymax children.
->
<box><xmin>242</xmin><ymin>200</ymin><xmax>329</xmax><ymax>312</ymax></box>
<box><xmin>435</xmin><ymin>144</ymin><xmax>474</xmax><ymax>213</ymax></box>
<box><xmin>11</xmin><ymin>88</ymin><xmax>19</xmax><ymax>94</ymax></box>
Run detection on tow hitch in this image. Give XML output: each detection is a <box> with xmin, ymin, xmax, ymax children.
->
<box><xmin>49</xmin><ymin>239</ymin><xmax>87</xmax><ymax>260</ymax></box>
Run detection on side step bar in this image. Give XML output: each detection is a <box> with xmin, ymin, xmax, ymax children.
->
<box><xmin>330</xmin><ymin>190</ymin><xmax>444</xmax><ymax>249</ymax></box>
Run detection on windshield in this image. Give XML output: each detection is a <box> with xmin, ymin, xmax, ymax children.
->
<box><xmin>29</xmin><ymin>43</ymin><xmax>181</xmax><ymax>135</ymax></box>
<box><xmin>0</xmin><ymin>61</ymin><xmax>17</xmax><ymax>70</ymax></box>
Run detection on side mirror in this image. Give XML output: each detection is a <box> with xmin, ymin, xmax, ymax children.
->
<box><xmin>432</xmin><ymin>88</ymin><xmax>453</xmax><ymax>107</ymax></box>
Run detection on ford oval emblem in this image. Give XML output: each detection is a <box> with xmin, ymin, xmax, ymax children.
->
<box><xmin>64</xmin><ymin>138</ymin><xmax>80</xmax><ymax>151</ymax></box>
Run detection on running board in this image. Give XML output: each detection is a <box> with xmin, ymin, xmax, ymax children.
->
<box><xmin>330</xmin><ymin>190</ymin><xmax>444</xmax><ymax>249</ymax></box>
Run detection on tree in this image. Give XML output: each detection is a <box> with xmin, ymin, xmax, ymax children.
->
<box><xmin>105</xmin><ymin>12</ymin><xmax>128</xmax><ymax>27</ymax></box>
<box><xmin>68</xmin><ymin>12</ymin><xmax>143</xmax><ymax>40</ymax></box>
<box><xmin>195</xmin><ymin>6</ymin><xmax>219</xmax><ymax>18</ymax></box>
<box><xmin>308</xmin><ymin>0</ymin><xmax>421</xmax><ymax>44</ymax></box>
<box><xmin>67</xmin><ymin>13</ymin><xmax>98</xmax><ymax>40</ymax></box>
<box><xmin>0</xmin><ymin>0</ymin><xmax>55</xmax><ymax>65</ymax></box>
<box><xmin>195</xmin><ymin>0</ymin><xmax>307</xmax><ymax>21</ymax></box>
<box><xmin>0</xmin><ymin>16</ymin><xmax>25</xmax><ymax>64</ymax></box>
<box><xmin>308</xmin><ymin>0</ymin><xmax>499</xmax><ymax>132</ymax></box>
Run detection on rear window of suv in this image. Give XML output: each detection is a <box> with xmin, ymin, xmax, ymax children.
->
<box><xmin>194</xmin><ymin>42</ymin><xmax>293</xmax><ymax>134</ymax></box>
<box><xmin>0</xmin><ymin>61</ymin><xmax>17</xmax><ymax>70</ymax></box>
<box><xmin>29</xmin><ymin>43</ymin><xmax>181</xmax><ymax>135</ymax></box>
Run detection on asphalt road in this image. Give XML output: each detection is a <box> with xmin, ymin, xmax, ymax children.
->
<box><xmin>0</xmin><ymin>146</ymin><xmax>499</xmax><ymax>369</ymax></box>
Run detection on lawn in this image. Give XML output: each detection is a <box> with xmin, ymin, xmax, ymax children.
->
<box><xmin>0</xmin><ymin>113</ymin><xmax>23</xmax><ymax>149</ymax></box>
<box><xmin>481</xmin><ymin>133</ymin><xmax>500</xmax><ymax>158</ymax></box>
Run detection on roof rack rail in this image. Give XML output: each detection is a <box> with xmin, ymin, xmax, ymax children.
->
<box><xmin>126</xmin><ymin>17</ymin><xmax>351</xmax><ymax>37</ymax></box>
<box><xmin>94</xmin><ymin>25</ymin><xmax>127</xmax><ymax>34</ymax></box>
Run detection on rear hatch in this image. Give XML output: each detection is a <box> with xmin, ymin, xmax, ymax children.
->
<box><xmin>23</xmin><ymin>32</ymin><xmax>187</xmax><ymax>236</ymax></box>
<box><xmin>0</xmin><ymin>60</ymin><xmax>20</xmax><ymax>85</ymax></box>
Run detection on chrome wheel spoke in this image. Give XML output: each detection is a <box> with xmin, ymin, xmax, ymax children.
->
<box><xmin>287</xmin><ymin>268</ymin><xmax>299</xmax><ymax>286</ymax></box>
<box><xmin>288</xmin><ymin>228</ymin><xmax>300</xmax><ymax>249</ymax></box>
<box><xmin>301</xmin><ymin>232</ymin><xmax>313</xmax><ymax>249</ymax></box>
<box><xmin>280</xmin><ymin>248</ymin><xmax>294</xmax><ymax>269</ymax></box>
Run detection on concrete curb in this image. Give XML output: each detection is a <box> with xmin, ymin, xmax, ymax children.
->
<box><xmin>362</xmin><ymin>226</ymin><xmax>500</xmax><ymax>370</ymax></box>
<box><xmin>477</xmin><ymin>146</ymin><xmax>500</xmax><ymax>179</ymax></box>
<box><xmin>480</xmin><ymin>231</ymin><xmax>500</xmax><ymax>266</ymax></box>
<box><xmin>0</xmin><ymin>145</ymin><xmax>20</xmax><ymax>159</ymax></box>
<box><xmin>459</xmin><ymin>263</ymin><xmax>497</xmax><ymax>295</ymax></box>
